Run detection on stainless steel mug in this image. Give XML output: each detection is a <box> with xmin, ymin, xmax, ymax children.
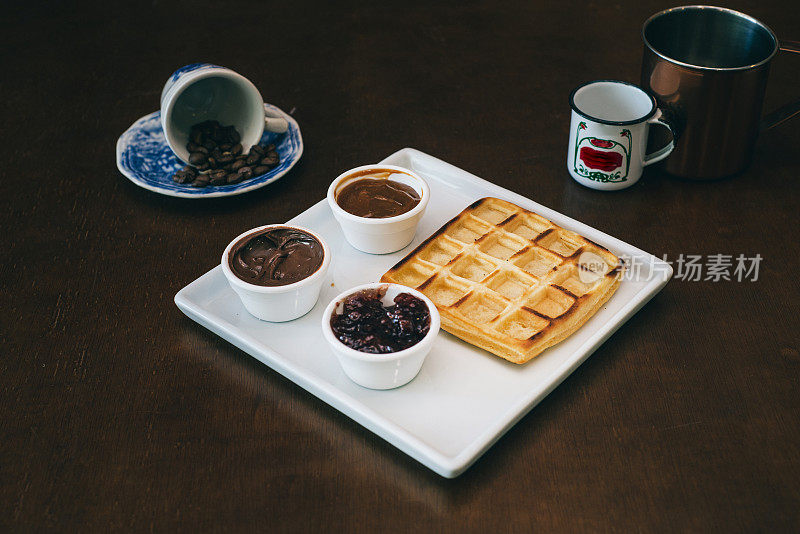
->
<box><xmin>641</xmin><ymin>6</ymin><xmax>800</xmax><ymax>179</ymax></box>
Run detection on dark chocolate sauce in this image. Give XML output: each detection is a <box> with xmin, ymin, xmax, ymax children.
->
<box><xmin>336</xmin><ymin>172</ymin><xmax>421</xmax><ymax>218</ymax></box>
<box><xmin>330</xmin><ymin>287</ymin><xmax>430</xmax><ymax>354</ymax></box>
<box><xmin>228</xmin><ymin>227</ymin><xmax>324</xmax><ymax>286</ymax></box>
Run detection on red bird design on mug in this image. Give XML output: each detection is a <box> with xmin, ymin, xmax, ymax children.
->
<box><xmin>573</xmin><ymin>124</ymin><xmax>632</xmax><ymax>183</ymax></box>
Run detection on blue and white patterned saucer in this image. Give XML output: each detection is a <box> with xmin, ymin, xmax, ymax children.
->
<box><xmin>116</xmin><ymin>103</ymin><xmax>303</xmax><ymax>198</ymax></box>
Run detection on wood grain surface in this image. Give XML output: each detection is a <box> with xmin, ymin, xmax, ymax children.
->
<box><xmin>2</xmin><ymin>0</ymin><xmax>799</xmax><ymax>531</ymax></box>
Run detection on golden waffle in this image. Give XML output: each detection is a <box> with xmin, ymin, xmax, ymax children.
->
<box><xmin>381</xmin><ymin>197</ymin><xmax>623</xmax><ymax>364</ymax></box>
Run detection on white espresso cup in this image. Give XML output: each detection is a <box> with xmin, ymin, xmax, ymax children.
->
<box><xmin>567</xmin><ymin>80</ymin><xmax>675</xmax><ymax>191</ymax></box>
<box><xmin>160</xmin><ymin>63</ymin><xmax>288</xmax><ymax>165</ymax></box>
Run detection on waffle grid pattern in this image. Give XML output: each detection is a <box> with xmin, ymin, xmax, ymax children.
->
<box><xmin>381</xmin><ymin>198</ymin><xmax>623</xmax><ymax>363</ymax></box>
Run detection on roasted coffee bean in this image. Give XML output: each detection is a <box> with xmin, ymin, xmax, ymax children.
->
<box><xmin>182</xmin><ymin>165</ymin><xmax>198</xmax><ymax>178</ymax></box>
<box><xmin>227</xmin><ymin>173</ymin><xmax>243</xmax><ymax>184</ymax></box>
<box><xmin>261</xmin><ymin>152</ymin><xmax>279</xmax><ymax>166</ymax></box>
<box><xmin>172</xmin><ymin>171</ymin><xmax>190</xmax><ymax>184</ymax></box>
<box><xmin>231</xmin><ymin>143</ymin><xmax>242</xmax><ymax>156</ymax></box>
<box><xmin>195</xmin><ymin>161</ymin><xmax>210</xmax><ymax>171</ymax></box>
<box><xmin>188</xmin><ymin>152</ymin><xmax>207</xmax><ymax>165</ymax></box>
<box><xmin>249</xmin><ymin>144</ymin><xmax>266</xmax><ymax>156</ymax></box>
<box><xmin>189</xmin><ymin>130</ymin><xmax>204</xmax><ymax>145</ymax></box>
<box><xmin>253</xmin><ymin>165</ymin><xmax>269</xmax><ymax>176</ymax></box>
<box><xmin>191</xmin><ymin>176</ymin><xmax>210</xmax><ymax>187</ymax></box>
<box><xmin>230</xmin><ymin>159</ymin><xmax>245</xmax><ymax>171</ymax></box>
<box><xmin>186</xmin><ymin>142</ymin><xmax>208</xmax><ymax>154</ymax></box>
<box><xmin>209</xmin><ymin>174</ymin><xmax>228</xmax><ymax>186</ymax></box>
<box><xmin>202</xmin><ymin>139</ymin><xmax>216</xmax><ymax>151</ymax></box>
<box><xmin>229</xmin><ymin>128</ymin><xmax>241</xmax><ymax>143</ymax></box>
<box><xmin>174</xmin><ymin>166</ymin><xmax>190</xmax><ymax>178</ymax></box>
<box><xmin>246</xmin><ymin>152</ymin><xmax>261</xmax><ymax>165</ymax></box>
<box><xmin>238</xmin><ymin>166</ymin><xmax>253</xmax><ymax>179</ymax></box>
<box><xmin>207</xmin><ymin>156</ymin><xmax>217</xmax><ymax>168</ymax></box>
<box><xmin>219</xmin><ymin>144</ymin><xmax>231</xmax><ymax>151</ymax></box>
<box><xmin>217</xmin><ymin>152</ymin><xmax>234</xmax><ymax>164</ymax></box>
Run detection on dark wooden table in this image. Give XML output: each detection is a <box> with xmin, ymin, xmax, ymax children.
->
<box><xmin>3</xmin><ymin>1</ymin><xmax>799</xmax><ymax>531</ymax></box>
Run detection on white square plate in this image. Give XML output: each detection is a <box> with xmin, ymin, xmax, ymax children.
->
<box><xmin>175</xmin><ymin>148</ymin><xmax>672</xmax><ymax>478</ymax></box>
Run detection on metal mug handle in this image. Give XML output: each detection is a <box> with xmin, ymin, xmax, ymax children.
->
<box><xmin>643</xmin><ymin>109</ymin><xmax>676</xmax><ymax>166</ymax></box>
<box><xmin>760</xmin><ymin>40</ymin><xmax>800</xmax><ymax>131</ymax></box>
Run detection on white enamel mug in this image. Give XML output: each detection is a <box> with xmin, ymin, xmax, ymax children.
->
<box><xmin>567</xmin><ymin>80</ymin><xmax>675</xmax><ymax>191</ymax></box>
<box><xmin>160</xmin><ymin>63</ymin><xmax>288</xmax><ymax>165</ymax></box>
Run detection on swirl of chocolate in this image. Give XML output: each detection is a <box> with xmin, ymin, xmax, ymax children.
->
<box><xmin>336</xmin><ymin>172</ymin><xmax>421</xmax><ymax>218</ymax></box>
<box><xmin>228</xmin><ymin>227</ymin><xmax>324</xmax><ymax>286</ymax></box>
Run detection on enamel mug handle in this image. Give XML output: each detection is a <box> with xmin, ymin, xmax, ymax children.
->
<box><xmin>643</xmin><ymin>109</ymin><xmax>676</xmax><ymax>166</ymax></box>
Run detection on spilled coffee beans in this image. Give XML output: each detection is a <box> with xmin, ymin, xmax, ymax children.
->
<box><xmin>171</xmin><ymin>120</ymin><xmax>281</xmax><ymax>187</ymax></box>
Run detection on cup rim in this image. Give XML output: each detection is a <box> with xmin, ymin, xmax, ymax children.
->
<box><xmin>162</xmin><ymin>66</ymin><xmax>265</xmax><ymax>164</ymax></box>
<box><xmin>326</xmin><ymin>164</ymin><xmax>430</xmax><ymax>225</ymax></box>
<box><xmin>221</xmin><ymin>224</ymin><xmax>330</xmax><ymax>293</ymax></box>
<box><xmin>321</xmin><ymin>282</ymin><xmax>441</xmax><ymax>362</ymax></box>
<box><xmin>569</xmin><ymin>80</ymin><xmax>657</xmax><ymax>126</ymax></box>
<box><xmin>642</xmin><ymin>5</ymin><xmax>779</xmax><ymax>72</ymax></box>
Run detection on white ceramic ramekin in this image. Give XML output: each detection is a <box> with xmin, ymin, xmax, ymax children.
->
<box><xmin>221</xmin><ymin>225</ymin><xmax>330</xmax><ymax>322</ymax></box>
<box><xmin>321</xmin><ymin>283</ymin><xmax>441</xmax><ymax>390</ymax></box>
<box><xmin>327</xmin><ymin>164</ymin><xmax>430</xmax><ymax>254</ymax></box>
